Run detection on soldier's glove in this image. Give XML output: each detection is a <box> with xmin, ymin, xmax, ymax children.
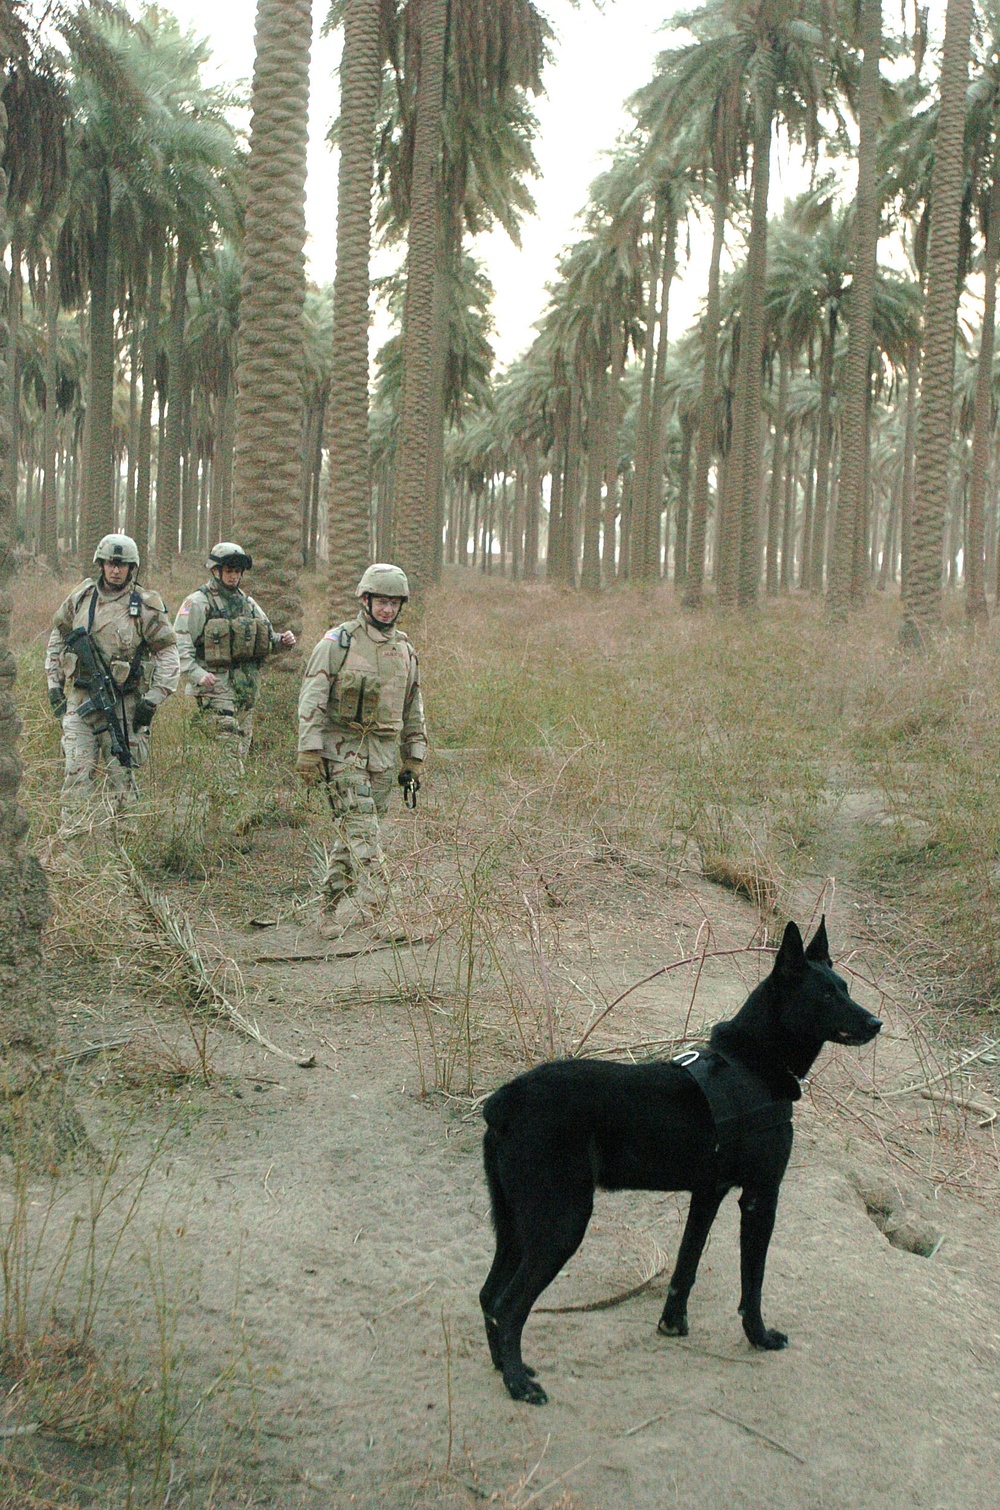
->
<box><xmin>398</xmin><ymin>765</ymin><xmax>421</xmax><ymax>809</ymax></box>
<box><xmin>297</xmin><ymin>750</ymin><xmax>325</xmax><ymax>787</ymax></box>
<box><xmin>132</xmin><ymin>699</ymin><xmax>157</xmax><ymax>734</ymax></box>
<box><xmin>48</xmin><ymin>686</ymin><xmax>67</xmax><ymax>721</ymax></box>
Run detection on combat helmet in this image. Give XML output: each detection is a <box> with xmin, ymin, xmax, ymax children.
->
<box><xmin>355</xmin><ymin>563</ymin><xmax>409</xmax><ymax>600</ymax></box>
<box><xmin>207</xmin><ymin>542</ymin><xmax>253</xmax><ymax>573</ymax></box>
<box><xmin>93</xmin><ymin>533</ymin><xmax>140</xmax><ymax>568</ymax></box>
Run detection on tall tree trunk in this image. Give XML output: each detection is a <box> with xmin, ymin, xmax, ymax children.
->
<box><xmin>524</xmin><ymin>442</ymin><xmax>540</xmax><ymax>582</ymax></box>
<box><xmin>391</xmin><ymin>0</ymin><xmax>448</xmax><ymax>596</ymax></box>
<box><xmin>644</xmin><ymin>208</ymin><xmax>678</xmax><ymax>579</ymax></box>
<box><xmin>134</xmin><ymin>236</ymin><xmax>164</xmax><ymax>567</ymax></box>
<box><xmin>830</xmin><ymin>0</ymin><xmax>882</xmax><ymax>612</ymax></box>
<box><xmin>765</xmin><ymin>344</ymin><xmax>789</xmax><ymax>596</ymax></box>
<box><xmin>966</xmin><ymin>161</ymin><xmax>1000</xmax><ymax>623</ymax></box>
<box><xmin>904</xmin><ymin>0</ymin><xmax>974</xmax><ymax>642</ymax></box>
<box><xmin>581</xmin><ymin>360</ymin><xmax>607</xmax><ymax>594</ymax></box>
<box><xmin>684</xmin><ymin>185</ymin><xmax>727</xmax><ymax>607</ymax></box>
<box><xmin>41</xmin><ymin>254</ymin><xmax>60</xmax><ymax>565</ymax></box>
<box><xmin>81</xmin><ymin>176</ymin><xmax>115</xmax><ymax>549</ymax></box>
<box><xmin>808</xmin><ymin>329</ymin><xmax>836</xmax><ymax>590</ymax></box>
<box><xmin>630</xmin><ymin>202</ymin><xmax>665</xmax><ymax>580</ymax></box>
<box><xmin>0</xmin><ymin>78</ymin><xmax>86</xmax><ymax>1168</ymax></box>
<box><xmin>157</xmin><ymin>249</ymin><xmax>189</xmax><ymax>561</ymax></box>
<box><xmin>328</xmin><ymin>0</ymin><xmax>381</xmax><ymax>614</ymax></box>
<box><xmin>729</xmin><ymin>53</ymin><xmax>775</xmax><ymax>608</ymax></box>
<box><xmin>233</xmin><ymin>0</ymin><xmax>312</xmax><ymax>643</ymax></box>
<box><xmin>780</xmin><ymin>418</ymin><xmax>797</xmax><ymax>590</ymax></box>
<box><xmin>3</xmin><ymin>224</ymin><xmax>20</xmax><ymax>533</ymax></box>
<box><xmin>674</xmin><ymin>412</ymin><xmax>695</xmax><ymax>589</ymax></box>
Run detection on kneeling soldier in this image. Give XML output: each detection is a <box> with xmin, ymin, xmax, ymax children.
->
<box><xmin>296</xmin><ymin>563</ymin><xmax>428</xmax><ymax>934</ymax></box>
<box><xmin>173</xmin><ymin>542</ymin><xmax>296</xmax><ymax>768</ymax></box>
<box><xmin>45</xmin><ymin>533</ymin><xmax>180</xmax><ymax>830</ymax></box>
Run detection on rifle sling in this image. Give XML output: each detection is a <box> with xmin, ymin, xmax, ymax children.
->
<box><xmin>80</xmin><ymin>586</ymin><xmax>134</xmax><ymax>765</ymax></box>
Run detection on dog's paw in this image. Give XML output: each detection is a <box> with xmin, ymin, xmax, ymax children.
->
<box><xmin>504</xmin><ymin>1370</ymin><xmax>548</xmax><ymax>1405</ymax></box>
<box><xmin>747</xmin><ymin>1326</ymin><xmax>788</xmax><ymax>1351</ymax></box>
<box><xmin>657</xmin><ymin>1314</ymin><xmax>689</xmax><ymax>1338</ymax></box>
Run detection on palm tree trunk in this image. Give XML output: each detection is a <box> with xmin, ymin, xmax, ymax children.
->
<box><xmin>0</xmin><ymin>79</ymin><xmax>87</xmax><ymax>1169</ymax></box>
<box><xmin>581</xmin><ymin>360</ymin><xmax>607</xmax><ymax>594</ymax></box>
<box><xmin>630</xmin><ymin>201</ymin><xmax>665</xmax><ymax>580</ymax></box>
<box><xmin>524</xmin><ymin>442</ymin><xmax>540</xmax><ymax>581</ymax></box>
<box><xmin>3</xmin><ymin>224</ymin><xmax>21</xmax><ymax>532</ymax></box>
<box><xmin>644</xmin><ymin>207</ymin><xmax>678</xmax><ymax>579</ymax></box>
<box><xmin>81</xmin><ymin>175</ymin><xmax>115</xmax><ymax>549</ymax></box>
<box><xmin>966</xmin><ymin>162</ymin><xmax>1000</xmax><ymax>622</ymax></box>
<box><xmin>904</xmin><ymin>0</ymin><xmax>974</xmax><ymax>643</ymax></box>
<box><xmin>233</xmin><ymin>0</ymin><xmax>312</xmax><ymax>643</ymax></box>
<box><xmin>674</xmin><ymin>412</ymin><xmax>695</xmax><ymax>588</ymax></box>
<box><xmin>392</xmin><ymin>0</ymin><xmax>449</xmax><ymax>595</ymax></box>
<box><xmin>765</xmin><ymin>345</ymin><xmax>789</xmax><ymax>596</ymax></box>
<box><xmin>684</xmin><ymin>186</ymin><xmax>727</xmax><ymax>608</ymax></box>
<box><xmin>830</xmin><ymin>0</ymin><xmax>882</xmax><ymax>613</ymax></box>
<box><xmin>328</xmin><ymin>0</ymin><xmax>381</xmax><ymax>613</ymax></box>
<box><xmin>731</xmin><ymin>49</ymin><xmax>776</xmax><ymax>608</ymax></box>
<box><xmin>41</xmin><ymin>255</ymin><xmax>60</xmax><ymax>565</ymax></box>
<box><xmin>157</xmin><ymin>249</ymin><xmax>188</xmax><ymax>561</ymax></box>
<box><xmin>799</xmin><ymin>418</ymin><xmax>817</xmax><ymax>588</ymax></box>
<box><xmin>780</xmin><ymin>418</ymin><xmax>797</xmax><ymax>590</ymax></box>
<box><xmin>134</xmin><ymin>236</ymin><xmax>165</xmax><ymax>566</ymax></box>
<box><xmin>808</xmin><ymin>329</ymin><xmax>836</xmax><ymax>590</ymax></box>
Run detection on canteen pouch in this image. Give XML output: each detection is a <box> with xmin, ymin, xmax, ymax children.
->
<box><xmin>336</xmin><ymin>668</ymin><xmax>366</xmax><ymax>724</ymax></box>
<box><xmin>202</xmin><ymin>618</ymin><xmax>232</xmax><ymax>667</ymax></box>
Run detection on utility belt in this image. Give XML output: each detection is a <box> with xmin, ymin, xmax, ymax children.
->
<box><xmin>199</xmin><ymin>614</ymin><xmax>271</xmax><ymax>668</ymax></box>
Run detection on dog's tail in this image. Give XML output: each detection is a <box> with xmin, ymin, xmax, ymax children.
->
<box><xmin>483</xmin><ymin>1093</ymin><xmax>519</xmax><ymax>1244</ymax></box>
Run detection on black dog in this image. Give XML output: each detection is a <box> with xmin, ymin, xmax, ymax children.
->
<box><xmin>480</xmin><ymin>918</ymin><xmax>881</xmax><ymax>1404</ymax></box>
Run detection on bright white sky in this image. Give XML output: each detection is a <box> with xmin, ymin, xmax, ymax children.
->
<box><xmin>162</xmin><ymin>0</ymin><xmax>693</xmax><ymax>368</ymax></box>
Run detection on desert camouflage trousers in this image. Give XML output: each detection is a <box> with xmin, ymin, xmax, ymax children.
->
<box><xmin>60</xmin><ymin>694</ymin><xmax>149</xmax><ymax>830</ymax></box>
<box><xmin>318</xmin><ymin>764</ymin><xmax>394</xmax><ymax>909</ymax></box>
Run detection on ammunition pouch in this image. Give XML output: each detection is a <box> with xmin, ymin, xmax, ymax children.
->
<box><xmin>202</xmin><ymin>618</ymin><xmax>232</xmax><ymax>667</ymax></box>
<box><xmin>202</xmin><ymin>612</ymin><xmax>270</xmax><ymax>667</ymax></box>
<box><xmin>335</xmin><ymin>670</ymin><xmax>382</xmax><ymax>728</ymax></box>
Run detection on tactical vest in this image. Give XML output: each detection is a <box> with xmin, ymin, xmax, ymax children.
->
<box><xmin>196</xmin><ymin>585</ymin><xmax>270</xmax><ymax>667</ymax></box>
<box><xmin>66</xmin><ymin>582</ymin><xmax>148</xmax><ymax>692</ymax></box>
<box><xmin>329</xmin><ymin>621</ymin><xmax>411</xmax><ymax>735</ymax></box>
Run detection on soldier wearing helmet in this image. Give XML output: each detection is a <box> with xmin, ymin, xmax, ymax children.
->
<box><xmin>173</xmin><ymin>542</ymin><xmax>296</xmax><ymax>766</ymax></box>
<box><xmin>296</xmin><ymin>563</ymin><xmax>428</xmax><ymax>936</ymax></box>
<box><xmin>45</xmin><ymin>534</ymin><xmax>180</xmax><ymax>829</ymax></box>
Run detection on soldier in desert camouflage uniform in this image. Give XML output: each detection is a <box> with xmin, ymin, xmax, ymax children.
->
<box><xmin>173</xmin><ymin>542</ymin><xmax>296</xmax><ymax>767</ymax></box>
<box><xmin>296</xmin><ymin>563</ymin><xmax>427</xmax><ymax>935</ymax></box>
<box><xmin>45</xmin><ymin>533</ymin><xmax>180</xmax><ymax>829</ymax></box>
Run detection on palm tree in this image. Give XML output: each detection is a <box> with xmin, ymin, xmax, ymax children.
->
<box><xmin>903</xmin><ymin>0</ymin><xmax>975</xmax><ymax>643</ymax></box>
<box><xmin>327</xmin><ymin>0</ymin><xmax>388</xmax><ymax>613</ymax></box>
<box><xmin>828</xmin><ymin>0</ymin><xmax>883</xmax><ymax>613</ymax></box>
<box><xmin>389</xmin><ymin>0</ymin><xmax>548</xmax><ymax>594</ymax></box>
<box><xmin>232</xmin><ymin>0</ymin><xmax>312</xmax><ymax>642</ymax></box>
<box><xmin>0</xmin><ymin>0</ymin><xmax>93</xmax><ymax>1168</ymax></box>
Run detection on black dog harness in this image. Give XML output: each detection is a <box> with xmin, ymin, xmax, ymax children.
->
<box><xmin>673</xmin><ymin>1049</ymin><xmax>794</xmax><ymax>1161</ymax></box>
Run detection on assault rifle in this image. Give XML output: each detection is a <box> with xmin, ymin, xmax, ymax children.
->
<box><xmin>63</xmin><ymin>625</ymin><xmax>134</xmax><ymax>769</ymax></box>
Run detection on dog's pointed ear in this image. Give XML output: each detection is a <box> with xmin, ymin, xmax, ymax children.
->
<box><xmin>774</xmin><ymin>920</ymin><xmax>805</xmax><ymax>974</ymax></box>
<box><xmin>805</xmin><ymin>915</ymin><xmax>831</xmax><ymax>965</ymax></box>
